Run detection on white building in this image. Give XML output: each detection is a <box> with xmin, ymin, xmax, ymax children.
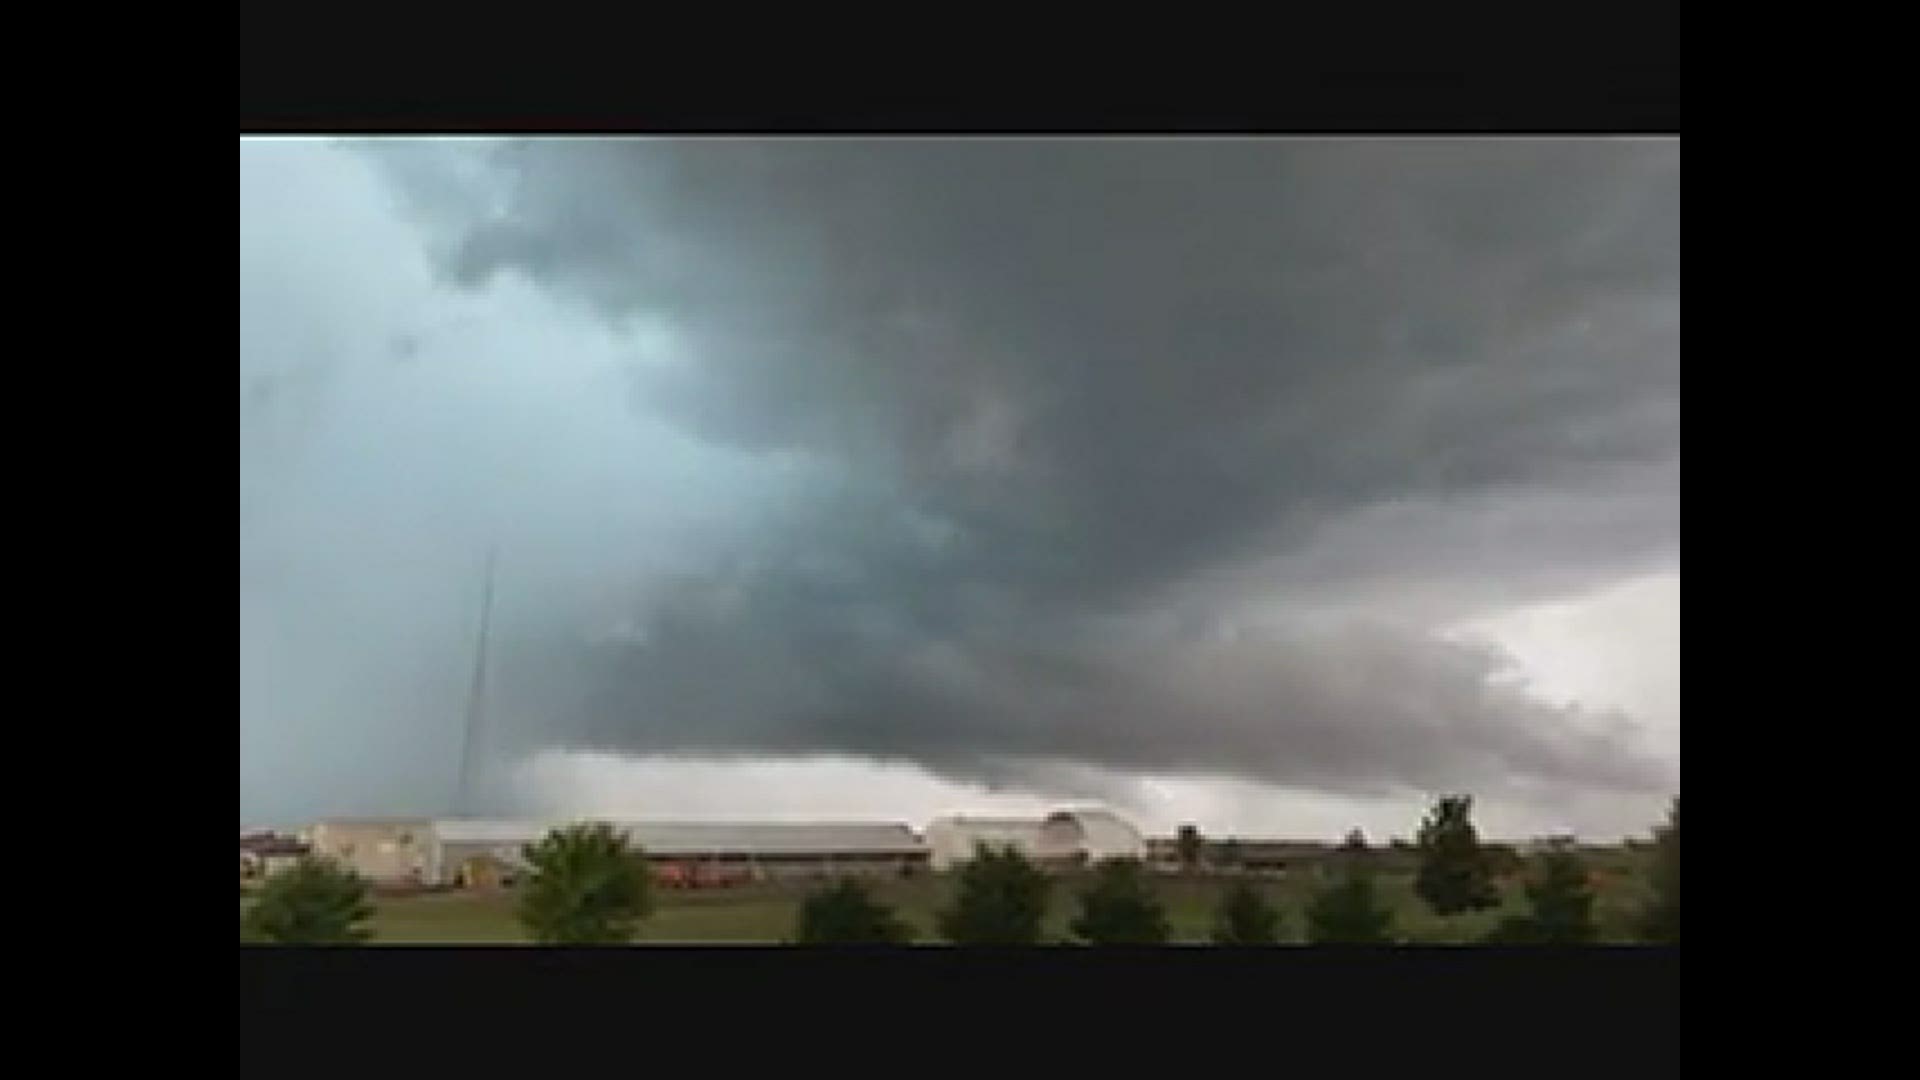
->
<box><xmin>305</xmin><ymin>819</ymin><xmax>434</xmax><ymax>885</ymax></box>
<box><xmin>305</xmin><ymin>809</ymin><xmax>1145</xmax><ymax>885</ymax></box>
<box><xmin>1518</xmin><ymin>831</ymin><xmax>1580</xmax><ymax>856</ymax></box>
<box><xmin>431</xmin><ymin>819</ymin><xmax>928</xmax><ymax>885</ymax></box>
<box><xmin>924</xmin><ymin>817</ymin><xmax>1049</xmax><ymax>870</ymax></box>
<box><xmin>305</xmin><ymin>817</ymin><xmax>929</xmax><ymax>887</ymax></box>
<box><xmin>924</xmin><ymin>808</ymin><xmax>1146</xmax><ymax>871</ymax></box>
<box><xmin>239</xmin><ymin>831</ymin><xmax>310</xmax><ymax>880</ymax></box>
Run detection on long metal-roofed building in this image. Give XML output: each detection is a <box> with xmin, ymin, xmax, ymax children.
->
<box><xmin>434</xmin><ymin>819</ymin><xmax>929</xmax><ymax>886</ymax></box>
<box><xmin>305</xmin><ymin>809</ymin><xmax>1148</xmax><ymax>887</ymax></box>
<box><xmin>306</xmin><ymin>817</ymin><xmax>931</xmax><ymax>887</ymax></box>
<box><xmin>1144</xmin><ymin>837</ymin><xmax>1333</xmax><ymax>875</ymax></box>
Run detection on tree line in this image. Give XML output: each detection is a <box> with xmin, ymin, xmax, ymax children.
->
<box><xmin>242</xmin><ymin>794</ymin><xmax>1679</xmax><ymax>945</ymax></box>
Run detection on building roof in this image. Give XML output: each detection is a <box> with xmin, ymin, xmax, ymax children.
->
<box><xmin>1146</xmin><ymin>838</ymin><xmax>1332</xmax><ymax>854</ymax></box>
<box><xmin>933</xmin><ymin>809</ymin><xmax>1136</xmax><ymax>832</ymax></box>
<box><xmin>929</xmin><ymin>809</ymin><xmax>1145</xmax><ymax>850</ymax></box>
<box><xmin>432</xmin><ymin>820</ymin><xmax>927</xmax><ymax>856</ymax></box>
<box><xmin>1047</xmin><ymin>808</ymin><xmax>1132</xmax><ymax>826</ymax></box>
<box><xmin>240</xmin><ymin>833</ymin><xmax>310</xmax><ymax>857</ymax></box>
<box><xmin>926</xmin><ymin>818</ymin><xmax>1049</xmax><ymax>841</ymax></box>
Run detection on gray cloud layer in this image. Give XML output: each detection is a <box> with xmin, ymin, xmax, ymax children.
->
<box><xmin>242</xmin><ymin>139</ymin><xmax>1678</xmax><ymax>820</ymax></box>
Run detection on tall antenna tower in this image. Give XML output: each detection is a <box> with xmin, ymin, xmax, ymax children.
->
<box><xmin>454</xmin><ymin>546</ymin><xmax>498</xmax><ymax>818</ymax></box>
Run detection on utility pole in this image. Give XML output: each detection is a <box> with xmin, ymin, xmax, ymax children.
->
<box><xmin>455</xmin><ymin>546</ymin><xmax>498</xmax><ymax>818</ymax></box>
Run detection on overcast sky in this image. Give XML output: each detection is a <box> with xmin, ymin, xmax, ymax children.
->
<box><xmin>239</xmin><ymin>137</ymin><xmax>1678</xmax><ymax>840</ymax></box>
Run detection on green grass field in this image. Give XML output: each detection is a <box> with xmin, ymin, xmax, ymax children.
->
<box><xmin>246</xmin><ymin>853</ymin><xmax>1654</xmax><ymax>944</ymax></box>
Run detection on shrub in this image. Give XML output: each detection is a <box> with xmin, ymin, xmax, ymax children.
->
<box><xmin>938</xmin><ymin>844</ymin><xmax>1050</xmax><ymax>944</ymax></box>
<box><xmin>795</xmin><ymin>878</ymin><xmax>912</xmax><ymax>944</ymax></box>
<box><xmin>515</xmin><ymin>822</ymin><xmax>653</xmax><ymax>945</ymax></box>
<box><xmin>242</xmin><ymin>857</ymin><xmax>374</xmax><ymax>944</ymax></box>
<box><xmin>1070</xmin><ymin>858</ymin><xmax>1170</xmax><ymax>944</ymax></box>
<box><xmin>1211</xmin><ymin>882</ymin><xmax>1284</xmax><ymax>944</ymax></box>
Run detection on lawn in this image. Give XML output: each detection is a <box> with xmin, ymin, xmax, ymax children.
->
<box><xmin>259</xmin><ymin>856</ymin><xmax>1653</xmax><ymax>945</ymax></box>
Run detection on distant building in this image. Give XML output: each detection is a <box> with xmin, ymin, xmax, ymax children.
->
<box><xmin>924</xmin><ymin>817</ymin><xmax>1049</xmax><ymax>870</ymax></box>
<box><xmin>1517</xmin><ymin>833</ymin><xmax>1580</xmax><ymax>856</ymax></box>
<box><xmin>431</xmin><ymin>820</ymin><xmax>929</xmax><ymax>885</ymax></box>
<box><xmin>305</xmin><ymin>811</ymin><xmax>1155</xmax><ymax>885</ymax></box>
<box><xmin>1145</xmin><ymin>837</ymin><xmax>1331</xmax><ymax>875</ymax></box>
<box><xmin>303</xmin><ymin>817</ymin><xmax>929</xmax><ymax>887</ymax></box>
<box><xmin>925</xmin><ymin>809</ymin><xmax>1145</xmax><ymax>871</ymax></box>
<box><xmin>1145</xmin><ymin>837</ymin><xmax>1184</xmax><ymax>872</ymax></box>
<box><xmin>450</xmin><ymin>851</ymin><xmax>517</xmax><ymax>891</ymax></box>
<box><xmin>239</xmin><ymin>832</ymin><xmax>310</xmax><ymax>879</ymax></box>
<box><xmin>305</xmin><ymin>819</ymin><xmax>434</xmax><ymax>886</ymax></box>
<box><xmin>1233</xmin><ymin>841</ymin><xmax>1334</xmax><ymax>874</ymax></box>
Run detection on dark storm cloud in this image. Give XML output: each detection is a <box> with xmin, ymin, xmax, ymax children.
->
<box><xmin>351</xmin><ymin>139</ymin><xmax>1679</xmax><ymax>801</ymax></box>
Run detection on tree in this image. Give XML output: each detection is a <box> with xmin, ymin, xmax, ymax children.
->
<box><xmin>1176</xmin><ymin>824</ymin><xmax>1204</xmax><ymax>873</ymax></box>
<box><xmin>1485</xmin><ymin>848</ymin><xmax>1599</xmax><ymax>944</ymax></box>
<box><xmin>1306</xmin><ymin>863</ymin><xmax>1395</xmax><ymax>944</ymax></box>
<box><xmin>1215</xmin><ymin>839</ymin><xmax>1245</xmax><ymax>871</ymax></box>
<box><xmin>515</xmin><ymin>822</ymin><xmax>653</xmax><ymax>944</ymax></box>
<box><xmin>1339</xmin><ymin>828</ymin><xmax>1370</xmax><ymax>854</ymax></box>
<box><xmin>242</xmin><ymin>857</ymin><xmax>374</xmax><ymax>944</ymax></box>
<box><xmin>1070</xmin><ymin>858</ymin><xmax>1170</xmax><ymax>944</ymax></box>
<box><xmin>1483</xmin><ymin>843</ymin><xmax>1523</xmax><ymax>878</ymax></box>
<box><xmin>938</xmin><ymin>844</ymin><xmax>1051</xmax><ymax>944</ymax></box>
<box><xmin>1414</xmin><ymin>795</ymin><xmax>1500</xmax><ymax>916</ymax></box>
<box><xmin>1211</xmin><ymin>882</ymin><xmax>1283</xmax><ymax>944</ymax></box>
<box><xmin>794</xmin><ymin>878</ymin><xmax>912</xmax><ymax>944</ymax></box>
<box><xmin>1638</xmin><ymin>795</ymin><xmax>1679</xmax><ymax>944</ymax></box>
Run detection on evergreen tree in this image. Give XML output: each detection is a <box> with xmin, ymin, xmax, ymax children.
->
<box><xmin>1414</xmin><ymin>795</ymin><xmax>1500</xmax><ymax>915</ymax></box>
<box><xmin>1176</xmin><ymin>824</ymin><xmax>1204</xmax><ymax>873</ymax></box>
<box><xmin>1483</xmin><ymin>843</ymin><xmax>1523</xmax><ymax>879</ymax></box>
<box><xmin>242</xmin><ymin>857</ymin><xmax>374</xmax><ymax>944</ymax></box>
<box><xmin>794</xmin><ymin>878</ymin><xmax>912</xmax><ymax>944</ymax></box>
<box><xmin>1638</xmin><ymin>795</ymin><xmax>1679</xmax><ymax>944</ymax></box>
<box><xmin>1486</xmin><ymin>847</ymin><xmax>1599</xmax><ymax>944</ymax></box>
<box><xmin>515</xmin><ymin>822</ymin><xmax>653</xmax><ymax>944</ymax></box>
<box><xmin>1211</xmin><ymin>881</ymin><xmax>1283</xmax><ymax>944</ymax></box>
<box><xmin>1070</xmin><ymin>858</ymin><xmax>1170</xmax><ymax>944</ymax></box>
<box><xmin>1306</xmin><ymin>864</ymin><xmax>1395</xmax><ymax>944</ymax></box>
<box><xmin>937</xmin><ymin>844</ymin><xmax>1051</xmax><ymax>944</ymax></box>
